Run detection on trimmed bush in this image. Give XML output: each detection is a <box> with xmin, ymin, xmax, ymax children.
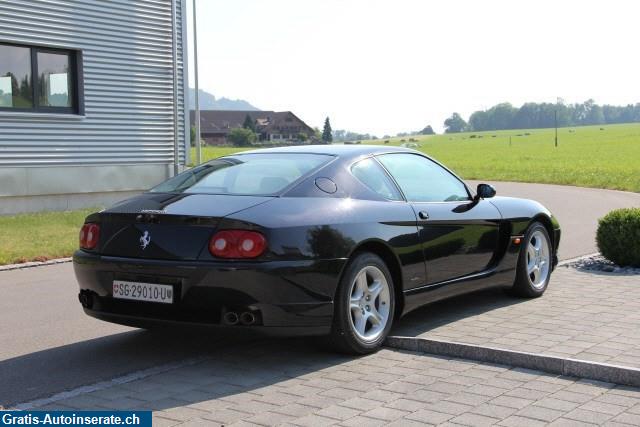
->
<box><xmin>596</xmin><ymin>208</ymin><xmax>640</xmax><ymax>267</ymax></box>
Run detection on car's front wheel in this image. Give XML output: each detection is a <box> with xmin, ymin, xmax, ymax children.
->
<box><xmin>330</xmin><ymin>252</ymin><xmax>395</xmax><ymax>354</ymax></box>
<box><xmin>511</xmin><ymin>222</ymin><xmax>552</xmax><ymax>297</ymax></box>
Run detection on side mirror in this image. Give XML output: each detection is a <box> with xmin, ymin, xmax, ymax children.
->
<box><xmin>476</xmin><ymin>183</ymin><xmax>496</xmax><ymax>200</ymax></box>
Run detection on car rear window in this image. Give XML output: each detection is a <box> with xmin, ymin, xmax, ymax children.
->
<box><xmin>150</xmin><ymin>153</ymin><xmax>333</xmax><ymax>195</ymax></box>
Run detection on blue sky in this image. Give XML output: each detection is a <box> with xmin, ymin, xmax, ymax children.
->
<box><xmin>187</xmin><ymin>0</ymin><xmax>640</xmax><ymax>135</ymax></box>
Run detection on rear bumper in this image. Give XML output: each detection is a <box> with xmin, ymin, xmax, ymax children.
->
<box><xmin>73</xmin><ymin>250</ymin><xmax>346</xmax><ymax>335</ymax></box>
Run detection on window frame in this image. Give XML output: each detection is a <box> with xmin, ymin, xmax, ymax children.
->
<box><xmin>0</xmin><ymin>41</ymin><xmax>83</xmax><ymax>115</ymax></box>
<box><xmin>350</xmin><ymin>155</ymin><xmax>404</xmax><ymax>201</ymax></box>
<box><xmin>373</xmin><ymin>152</ymin><xmax>473</xmax><ymax>203</ymax></box>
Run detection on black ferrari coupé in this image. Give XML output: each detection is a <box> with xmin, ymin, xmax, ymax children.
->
<box><xmin>74</xmin><ymin>145</ymin><xmax>560</xmax><ymax>353</ymax></box>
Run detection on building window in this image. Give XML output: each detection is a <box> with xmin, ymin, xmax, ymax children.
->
<box><xmin>0</xmin><ymin>42</ymin><xmax>82</xmax><ymax>114</ymax></box>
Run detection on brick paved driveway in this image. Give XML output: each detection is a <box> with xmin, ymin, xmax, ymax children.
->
<box><xmin>29</xmin><ymin>340</ymin><xmax>640</xmax><ymax>426</ymax></box>
<box><xmin>392</xmin><ymin>267</ymin><xmax>640</xmax><ymax>369</ymax></box>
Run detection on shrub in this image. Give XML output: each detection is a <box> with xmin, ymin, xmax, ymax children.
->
<box><xmin>596</xmin><ymin>208</ymin><xmax>640</xmax><ymax>267</ymax></box>
<box><xmin>227</xmin><ymin>127</ymin><xmax>256</xmax><ymax>146</ymax></box>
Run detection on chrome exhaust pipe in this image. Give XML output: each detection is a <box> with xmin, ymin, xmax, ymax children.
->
<box><xmin>240</xmin><ymin>312</ymin><xmax>256</xmax><ymax>326</ymax></box>
<box><xmin>223</xmin><ymin>311</ymin><xmax>239</xmax><ymax>325</ymax></box>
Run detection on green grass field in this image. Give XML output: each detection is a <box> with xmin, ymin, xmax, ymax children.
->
<box><xmin>192</xmin><ymin>123</ymin><xmax>640</xmax><ymax>192</ymax></box>
<box><xmin>0</xmin><ymin>208</ymin><xmax>96</xmax><ymax>265</ymax></box>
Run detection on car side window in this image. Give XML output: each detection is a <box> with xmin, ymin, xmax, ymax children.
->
<box><xmin>377</xmin><ymin>153</ymin><xmax>470</xmax><ymax>202</ymax></box>
<box><xmin>351</xmin><ymin>157</ymin><xmax>403</xmax><ymax>201</ymax></box>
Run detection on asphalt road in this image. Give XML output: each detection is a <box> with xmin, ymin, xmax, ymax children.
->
<box><xmin>1</xmin><ymin>182</ymin><xmax>639</xmax><ymax>407</ymax></box>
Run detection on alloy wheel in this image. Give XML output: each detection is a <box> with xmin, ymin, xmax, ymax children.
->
<box><xmin>526</xmin><ymin>230</ymin><xmax>550</xmax><ymax>289</ymax></box>
<box><xmin>348</xmin><ymin>265</ymin><xmax>391</xmax><ymax>342</ymax></box>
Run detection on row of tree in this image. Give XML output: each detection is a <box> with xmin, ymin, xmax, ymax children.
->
<box><xmin>444</xmin><ymin>100</ymin><xmax>640</xmax><ymax>133</ymax></box>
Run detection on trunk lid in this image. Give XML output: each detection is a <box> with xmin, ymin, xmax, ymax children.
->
<box><xmin>98</xmin><ymin>193</ymin><xmax>271</xmax><ymax>260</ymax></box>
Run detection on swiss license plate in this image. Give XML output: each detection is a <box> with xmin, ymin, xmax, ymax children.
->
<box><xmin>112</xmin><ymin>280</ymin><xmax>174</xmax><ymax>304</ymax></box>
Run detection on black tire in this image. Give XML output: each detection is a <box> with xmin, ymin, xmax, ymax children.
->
<box><xmin>511</xmin><ymin>222</ymin><xmax>552</xmax><ymax>298</ymax></box>
<box><xmin>330</xmin><ymin>252</ymin><xmax>395</xmax><ymax>354</ymax></box>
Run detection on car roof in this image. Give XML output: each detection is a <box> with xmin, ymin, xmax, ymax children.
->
<box><xmin>235</xmin><ymin>144</ymin><xmax>416</xmax><ymax>159</ymax></box>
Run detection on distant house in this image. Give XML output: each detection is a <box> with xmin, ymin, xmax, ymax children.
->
<box><xmin>190</xmin><ymin>110</ymin><xmax>315</xmax><ymax>145</ymax></box>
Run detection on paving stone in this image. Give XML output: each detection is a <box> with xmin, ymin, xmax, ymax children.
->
<box><xmin>338</xmin><ymin>415</ymin><xmax>387</xmax><ymax>427</ymax></box>
<box><xmin>603</xmin><ymin>390</ymin><xmax>640</xmax><ymax>405</ymax></box>
<box><xmin>563</xmin><ymin>408</ymin><xmax>614</xmax><ymax>424</ymax></box>
<box><xmin>547</xmin><ymin>417</ymin><xmax>598</xmax><ymax>426</ymax></box>
<box><xmin>358</xmin><ymin>389</ymin><xmax>403</xmax><ymax>403</ymax></box>
<box><xmin>450</xmin><ymin>412</ymin><xmax>500</xmax><ymax>426</ymax></box>
<box><xmin>470</xmin><ymin>403</ymin><xmax>518</xmax><ymax>419</ymax></box>
<box><xmin>315</xmin><ymin>405</ymin><xmax>361</xmax><ymax>421</ymax></box>
<box><xmin>292</xmin><ymin>414</ymin><xmax>342</xmax><ymax>426</ymax></box>
<box><xmin>517</xmin><ymin>405</ymin><xmax>565</xmax><ymax>422</ymax></box>
<box><xmin>534</xmin><ymin>397</ymin><xmax>581</xmax><ymax>412</ymax></box>
<box><xmin>611</xmin><ymin>412</ymin><xmax>640</xmax><ymax>425</ymax></box>
<box><xmin>445</xmin><ymin>391</ymin><xmax>491</xmax><ymax>407</ymax></box>
<box><xmin>201</xmin><ymin>408</ymin><xmax>253</xmax><ymax>424</ymax></box>
<box><xmin>338</xmin><ymin>397</ymin><xmax>381</xmax><ymax>412</ymax></box>
<box><xmin>490</xmin><ymin>395</ymin><xmax>533</xmax><ymax>410</ymax></box>
<box><xmin>273</xmin><ymin>403</ymin><xmax>318</xmax><ymax>418</ymax></box>
<box><xmin>382</xmin><ymin>398</ymin><xmax>426</xmax><ymax>412</ymax></box>
<box><xmin>579</xmin><ymin>400</ymin><xmax>627</xmax><ymax>416</ymax></box>
<box><xmin>151</xmin><ymin>416</ymin><xmax>183</xmax><ymax>427</ymax></box>
<box><xmin>246</xmin><ymin>410</ymin><xmax>297</xmax><ymax>425</ymax></box>
<box><xmin>297</xmin><ymin>395</ymin><xmax>343</xmax><ymax>409</ymax></box>
<box><xmin>383</xmin><ymin>419</ymin><xmax>430</xmax><ymax>427</ymax></box>
<box><xmin>405</xmin><ymin>408</ymin><xmax>454</xmax><ymax>424</ymax></box>
<box><xmin>360</xmin><ymin>406</ymin><xmax>408</xmax><ymax>422</ymax></box>
<box><xmin>498</xmin><ymin>415</ymin><xmax>548</xmax><ymax>427</ymax></box>
<box><xmin>421</xmin><ymin>400</ymin><xmax>473</xmax><ymax>416</ymax></box>
<box><xmin>549</xmin><ymin>390</ymin><xmax>596</xmax><ymax>404</ymax></box>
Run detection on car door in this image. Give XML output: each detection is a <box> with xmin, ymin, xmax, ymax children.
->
<box><xmin>376</xmin><ymin>152</ymin><xmax>502</xmax><ymax>286</ymax></box>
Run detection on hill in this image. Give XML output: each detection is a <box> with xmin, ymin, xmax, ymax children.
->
<box><xmin>188</xmin><ymin>88</ymin><xmax>259</xmax><ymax>111</ymax></box>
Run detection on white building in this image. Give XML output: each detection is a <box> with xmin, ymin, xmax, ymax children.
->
<box><xmin>0</xmin><ymin>0</ymin><xmax>189</xmax><ymax>214</ymax></box>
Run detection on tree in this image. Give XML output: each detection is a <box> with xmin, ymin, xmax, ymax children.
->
<box><xmin>227</xmin><ymin>127</ymin><xmax>256</xmax><ymax>146</ymax></box>
<box><xmin>322</xmin><ymin>117</ymin><xmax>333</xmax><ymax>143</ymax></box>
<box><xmin>444</xmin><ymin>113</ymin><xmax>467</xmax><ymax>133</ymax></box>
<box><xmin>420</xmin><ymin>125</ymin><xmax>435</xmax><ymax>135</ymax></box>
<box><xmin>242</xmin><ymin>114</ymin><xmax>256</xmax><ymax>132</ymax></box>
<box><xmin>297</xmin><ymin>132</ymin><xmax>308</xmax><ymax>142</ymax></box>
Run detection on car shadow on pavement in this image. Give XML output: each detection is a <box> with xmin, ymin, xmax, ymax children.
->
<box><xmin>0</xmin><ymin>326</ymin><xmax>352</xmax><ymax>410</ymax></box>
<box><xmin>3</xmin><ymin>289</ymin><xmax>527</xmax><ymax>412</ymax></box>
<box><xmin>390</xmin><ymin>287</ymin><xmax>527</xmax><ymax>338</ymax></box>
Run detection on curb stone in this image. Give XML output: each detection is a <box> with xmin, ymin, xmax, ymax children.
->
<box><xmin>0</xmin><ymin>257</ymin><xmax>72</xmax><ymax>272</ymax></box>
<box><xmin>385</xmin><ymin>336</ymin><xmax>640</xmax><ymax>387</ymax></box>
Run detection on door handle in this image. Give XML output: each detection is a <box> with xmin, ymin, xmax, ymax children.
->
<box><xmin>418</xmin><ymin>210</ymin><xmax>429</xmax><ymax>220</ymax></box>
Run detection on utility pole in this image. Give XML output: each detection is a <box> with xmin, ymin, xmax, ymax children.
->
<box><xmin>171</xmin><ymin>0</ymin><xmax>179</xmax><ymax>175</ymax></box>
<box><xmin>555</xmin><ymin>98</ymin><xmax>559</xmax><ymax>148</ymax></box>
<box><xmin>193</xmin><ymin>0</ymin><xmax>202</xmax><ymax>165</ymax></box>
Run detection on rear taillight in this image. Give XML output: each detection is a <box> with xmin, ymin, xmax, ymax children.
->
<box><xmin>209</xmin><ymin>230</ymin><xmax>267</xmax><ymax>259</ymax></box>
<box><xmin>79</xmin><ymin>223</ymin><xmax>100</xmax><ymax>250</ymax></box>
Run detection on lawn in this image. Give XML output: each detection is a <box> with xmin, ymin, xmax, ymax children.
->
<box><xmin>192</xmin><ymin>123</ymin><xmax>640</xmax><ymax>192</ymax></box>
<box><xmin>0</xmin><ymin>208</ymin><xmax>96</xmax><ymax>265</ymax></box>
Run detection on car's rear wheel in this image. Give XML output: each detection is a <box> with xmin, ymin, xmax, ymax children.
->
<box><xmin>330</xmin><ymin>252</ymin><xmax>395</xmax><ymax>354</ymax></box>
<box><xmin>511</xmin><ymin>222</ymin><xmax>552</xmax><ymax>297</ymax></box>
